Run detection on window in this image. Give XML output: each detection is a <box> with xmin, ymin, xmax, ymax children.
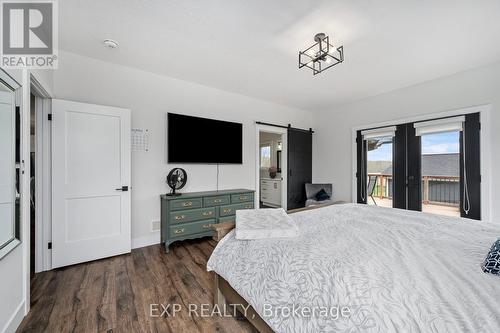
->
<box><xmin>260</xmin><ymin>145</ymin><xmax>271</xmax><ymax>168</ymax></box>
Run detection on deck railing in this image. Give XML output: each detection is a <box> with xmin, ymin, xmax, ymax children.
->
<box><xmin>368</xmin><ymin>173</ymin><xmax>460</xmax><ymax>206</ymax></box>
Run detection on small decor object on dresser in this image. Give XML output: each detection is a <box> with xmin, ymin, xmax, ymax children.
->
<box><xmin>482</xmin><ymin>239</ymin><xmax>500</xmax><ymax>275</ymax></box>
<box><xmin>166</xmin><ymin>168</ymin><xmax>187</xmax><ymax>196</ymax></box>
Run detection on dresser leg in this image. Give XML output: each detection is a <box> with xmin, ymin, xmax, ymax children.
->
<box><xmin>165</xmin><ymin>243</ymin><xmax>170</xmax><ymax>253</ymax></box>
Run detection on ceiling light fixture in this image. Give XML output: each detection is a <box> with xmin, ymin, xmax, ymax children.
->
<box><xmin>299</xmin><ymin>33</ymin><xmax>344</xmax><ymax>75</ymax></box>
<box><xmin>103</xmin><ymin>39</ymin><xmax>119</xmax><ymax>49</ymax></box>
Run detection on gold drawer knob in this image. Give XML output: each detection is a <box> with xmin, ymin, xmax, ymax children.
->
<box><xmin>223</xmin><ymin>208</ymin><xmax>232</xmax><ymax>213</ymax></box>
<box><xmin>202</xmin><ymin>211</ymin><xmax>213</xmax><ymax>216</ymax></box>
<box><xmin>202</xmin><ymin>224</ymin><xmax>212</xmax><ymax>229</ymax></box>
<box><xmin>239</xmin><ymin>196</ymin><xmax>247</xmax><ymax>200</ymax></box>
<box><xmin>245</xmin><ymin>205</ymin><xmax>252</xmax><ymax>209</ymax></box>
<box><xmin>174</xmin><ymin>228</ymin><xmax>185</xmax><ymax>234</ymax></box>
<box><xmin>182</xmin><ymin>201</ymin><xmax>193</xmax><ymax>207</ymax></box>
<box><xmin>214</xmin><ymin>199</ymin><xmax>222</xmax><ymax>203</ymax></box>
<box><xmin>174</xmin><ymin>215</ymin><xmax>186</xmax><ymax>220</ymax></box>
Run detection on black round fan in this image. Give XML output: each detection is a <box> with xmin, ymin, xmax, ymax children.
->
<box><xmin>166</xmin><ymin>168</ymin><xmax>187</xmax><ymax>196</ymax></box>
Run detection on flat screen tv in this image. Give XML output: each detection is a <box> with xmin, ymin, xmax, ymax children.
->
<box><xmin>167</xmin><ymin>113</ymin><xmax>243</xmax><ymax>164</ymax></box>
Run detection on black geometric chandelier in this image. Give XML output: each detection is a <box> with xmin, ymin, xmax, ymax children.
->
<box><xmin>298</xmin><ymin>33</ymin><xmax>344</xmax><ymax>75</ymax></box>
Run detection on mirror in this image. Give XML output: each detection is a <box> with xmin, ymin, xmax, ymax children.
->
<box><xmin>0</xmin><ymin>73</ymin><xmax>21</xmax><ymax>259</ymax></box>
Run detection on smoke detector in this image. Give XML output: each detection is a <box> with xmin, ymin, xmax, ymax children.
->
<box><xmin>103</xmin><ymin>39</ymin><xmax>119</xmax><ymax>49</ymax></box>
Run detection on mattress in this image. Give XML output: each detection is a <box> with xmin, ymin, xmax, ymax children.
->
<box><xmin>207</xmin><ymin>204</ymin><xmax>500</xmax><ymax>333</ymax></box>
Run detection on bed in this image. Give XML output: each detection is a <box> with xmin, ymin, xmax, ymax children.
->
<box><xmin>207</xmin><ymin>203</ymin><xmax>500</xmax><ymax>333</ymax></box>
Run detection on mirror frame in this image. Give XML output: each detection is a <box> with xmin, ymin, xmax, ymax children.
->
<box><xmin>0</xmin><ymin>69</ymin><xmax>22</xmax><ymax>260</ymax></box>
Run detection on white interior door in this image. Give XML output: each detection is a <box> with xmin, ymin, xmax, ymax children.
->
<box><xmin>52</xmin><ymin>99</ymin><xmax>131</xmax><ymax>268</ymax></box>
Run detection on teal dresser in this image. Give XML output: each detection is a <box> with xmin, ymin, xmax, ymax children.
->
<box><xmin>160</xmin><ymin>189</ymin><xmax>254</xmax><ymax>252</ymax></box>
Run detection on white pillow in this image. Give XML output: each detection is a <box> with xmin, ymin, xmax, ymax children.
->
<box><xmin>235</xmin><ymin>208</ymin><xmax>299</xmax><ymax>240</ymax></box>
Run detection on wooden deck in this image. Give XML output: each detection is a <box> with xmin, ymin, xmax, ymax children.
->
<box><xmin>17</xmin><ymin>239</ymin><xmax>256</xmax><ymax>333</ymax></box>
<box><xmin>369</xmin><ymin>197</ymin><xmax>460</xmax><ymax>217</ymax></box>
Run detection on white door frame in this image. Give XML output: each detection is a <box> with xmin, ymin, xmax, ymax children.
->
<box><xmin>255</xmin><ymin>124</ymin><xmax>287</xmax><ymax>209</ymax></box>
<box><xmin>30</xmin><ymin>74</ymin><xmax>52</xmax><ymax>273</ymax></box>
<box><xmin>350</xmin><ymin>104</ymin><xmax>492</xmax><ymax>222</ymax></box>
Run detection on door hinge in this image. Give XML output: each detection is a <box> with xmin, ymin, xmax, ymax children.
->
<box><xmin>48</xmin><ymin>242</ymin><xmax>52</xmax><ymax>249</ymax></box>
<box><xmin>48</xmin><ymin>114</ymin><xmax>52</xmax><ymax>121</ymax></box>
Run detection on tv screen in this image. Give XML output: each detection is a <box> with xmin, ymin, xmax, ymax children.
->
<box><xmin>167</xmin><ymin>113</ymin><xmax>243</xmax><ymax>164</ymax></box>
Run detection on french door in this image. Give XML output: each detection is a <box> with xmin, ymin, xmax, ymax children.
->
<box><xmin>357</xmin><ymin>113</ymin><xmax>481</xmax><ymax>220</ymax></box>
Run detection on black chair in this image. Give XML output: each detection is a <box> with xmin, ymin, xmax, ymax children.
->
<box><xmin>367</xmin><ymin>175</ymin><xmax>378</xmax><ymax>205</ymax></box>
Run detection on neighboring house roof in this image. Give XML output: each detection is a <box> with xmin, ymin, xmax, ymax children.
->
<box><xmin>421</xmin><ymin>153</ymin><xmax>459</xmax><ymax>177</ymax></box>
<box><xmin>367</xmin><ymin>153</ymin><xmax>459</xmax><ymax>177</ymax></box>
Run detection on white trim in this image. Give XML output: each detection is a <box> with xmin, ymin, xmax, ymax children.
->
<box><xmin>29</xmin><ymin>74</ymin><xmax>51</xmax><ymax>99</ymax></box>
<box><xmin>361</xmin><ymin>126</ymin><xmax>397</xmax><ymax>139</ymax></box>
<box><xmin>0</xmin><ymin>68</ymin><xmax>21</xmax><ymax>90</ymax></box>
<box><xmin>255</xmin><ymin>124</ymin><xmax>288</xmax><ymax>209</ymax></box>
<box><xmin>1</xmin><ymin>300</ymin><xmax>25</xmax><ymax>333</ymax></box>
<box><xmin>21</xmin><ymin>70</ymin><xmax>30</xmax><ymax>316</ymax></box>
<box><xmin>351</xmin><ymin>104</ymin><xmax>491</xmax><ymax>222</ymax></box>
<box><xmin>30</xmin><ymin>73</ymin><xmax>53</xmax><ymax>273</ymax></box>
<box><xmin>132</xmin><ymin>233</ymin><xmax>160</xmax><ymax>249</ymax></box>
<box><xmin>32</xmin><ymin>90</ymin><xmax>52</xmax><ymax>273</ymax></box>
<box><xmin>35</xmin><ymin>96</ymin><xmax>43</xmax><ymax>273</ymax></box>
<box><xmin>0</xmin><ymin>239</ymin><xmax>21</xmax><ymax>262</ymax></box>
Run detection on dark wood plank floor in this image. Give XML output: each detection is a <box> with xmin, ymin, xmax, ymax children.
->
<box><xmin>17</xmin><ymin>238</ymin><xmax>256</xmax><ymax>333</ymax></box>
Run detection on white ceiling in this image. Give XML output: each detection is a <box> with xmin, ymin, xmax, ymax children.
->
<box><xmin>60</xmin><ymin>0</ymin><xmax>500</xmax><ymax>112</ymax></box>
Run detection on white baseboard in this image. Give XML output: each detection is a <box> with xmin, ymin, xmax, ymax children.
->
<box><xmin>1</xmin><ymin>301</ymin><xmax>25</xmax><ymax>333</ymax></box>
<box><xmin>132</xmin><ymin>232</ymin><xmax>160</xmax><ymax>249</ymax></box>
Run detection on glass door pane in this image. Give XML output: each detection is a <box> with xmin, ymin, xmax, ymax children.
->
<box><xmin>366</xmin><ymin>136</ymin><xmax>393</xmax><ymax>207</ymax></box>
<box><xmin>420</xmin><ymin>131</ymin><xmax>460</xmax><ymax>217</ymax></box>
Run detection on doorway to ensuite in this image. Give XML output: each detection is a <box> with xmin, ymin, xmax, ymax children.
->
<box><xmin>255</xmin><ymin>125</ymin><xmax>287</xmax><ymax>209</ymax></box>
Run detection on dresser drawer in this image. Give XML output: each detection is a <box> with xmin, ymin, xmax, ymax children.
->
<box><xmin>204</xmin><ymin>195</ymin><xmax>230</xmax><ymax>206</ymax></box>
<box><xmin>231</xmin><ymin>193</ymin><xmax>254</xmax><ymax>203</ymax></box>
<box><xmin>170</xmin><ymin>198</ymin><xmax>202</xmax><ymax>211</ymax></box>
<box><xmin>219</xmin><ymin>215</ymin><xmax>236</xmax><ymax>224</ymax></box>
<box><xmin>220</xmin><ymin>202</ymin><xmax>254</xmax><ymax>216</ymax></box>
<box><xmin>170</xmin><ymin>219</ymin><xmax>216</xmax><ymax>238</ymax></box>
<box><xmin>170</xmin><ymin>207</ymin><xmax>216</xmax><ymax>224</ymax></box>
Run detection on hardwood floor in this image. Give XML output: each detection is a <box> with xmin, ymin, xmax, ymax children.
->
<box><xmin>17</xmin><ymin>238</ymin><xmax>256</xmax><ymax>333</ymax></box>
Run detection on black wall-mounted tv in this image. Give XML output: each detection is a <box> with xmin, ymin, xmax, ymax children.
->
<box><xmin>167</xmin><ymin>113</ymin><xmax>243</xmax><ymax>164</ymax></box>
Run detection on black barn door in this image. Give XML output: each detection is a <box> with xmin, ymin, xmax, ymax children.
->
<box><xmin>287</xmin><ymin>128</ymin><xmax>312</xmax><ymax>210</ymax></box>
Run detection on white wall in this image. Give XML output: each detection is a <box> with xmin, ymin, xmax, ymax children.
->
<box><xmin>313</xmin><ymin>61</ymin><xmax>500</xmax><ymax>222</ymax></box>
<box><xmin>52</xmin><ymin>51</ymin><xmax>313</xmax><ymax>248</ymax></box>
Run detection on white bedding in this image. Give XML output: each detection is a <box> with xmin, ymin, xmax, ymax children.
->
<box><xmin>235</xmin><ymin>208</ymin><xmax>299</xmax><ymax>240</ymax></box>
<box><xmin>207</xmin><ymin>204</ymin><xmax>500</xmax><ymax>333</ymax></box>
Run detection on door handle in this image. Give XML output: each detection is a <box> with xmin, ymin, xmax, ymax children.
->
<box><xmin>115</xmin><ymin>186</ymin><xmax>129</xmax><ymax>192</ymax></box>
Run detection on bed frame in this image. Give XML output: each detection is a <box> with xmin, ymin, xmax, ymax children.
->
<box><xmin>211</xmin><ymin>202</ymin><xmax>343</xmax><ymax>333</ymax></box>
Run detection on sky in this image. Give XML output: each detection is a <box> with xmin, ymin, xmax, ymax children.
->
<box><xmin>367</xmin><ymin>131</ymin><xmax>460</xmax><ymax>161</ymax></box>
